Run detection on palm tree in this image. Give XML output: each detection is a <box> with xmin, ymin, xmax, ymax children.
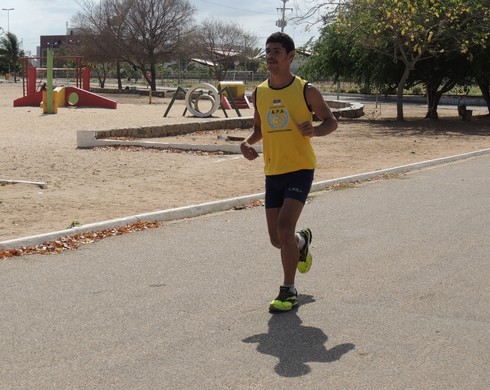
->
<box><xmin>0</xmin><ymin>31</ymin><xmax>24</xmax><ymax>82</ymax></box>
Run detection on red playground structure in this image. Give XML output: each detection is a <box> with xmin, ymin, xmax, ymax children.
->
<box><xmin>14</xmin><ymin>56</ymin><xmax>117</xmax><ymax>109</ymax></box>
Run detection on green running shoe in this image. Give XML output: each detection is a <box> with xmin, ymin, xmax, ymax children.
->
<box><xmin>297</xmin><ymin>228</ymin><xmax>312</xmax><ymax>274</ymax></box>
<box><xmin>269</xmin><ymin>286</ymin><xmax>299</xmax><ymax>312</ymax></box>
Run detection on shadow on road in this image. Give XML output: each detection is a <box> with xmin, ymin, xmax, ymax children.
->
<box><xmin>243</xmin><ymin>295</ymin><xmax>355</xmax><ymax>377</ymax></box>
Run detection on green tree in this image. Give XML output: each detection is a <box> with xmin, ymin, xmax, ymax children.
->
<box><xmin>0</xmin><ymin>32</ymin><xmax>24</xmax><ymax>82</ymax></box>
<box><xmin>336</xmin><ymin>0</ymin><xmax>490</xmax><ymax>120</ymax></box>
<box><xmin>469</xmin><ymin>38</ymin><xmax>490</xmax><ymax>113</ymax></box>
<box><xmin>408</xmin><ymin>51</ymin><xmax>471</xmax><ymax>119</ymax></box>
<box><xmin>300</xmin><ymin>23</ymin><xmax>403</xmax><ymax>94</ymax></box>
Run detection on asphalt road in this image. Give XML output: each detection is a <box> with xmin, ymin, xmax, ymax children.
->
<box><xmin>1</xmin><ymin>155</ymin><xmax>489</xmax><ymax>389</ymax></box>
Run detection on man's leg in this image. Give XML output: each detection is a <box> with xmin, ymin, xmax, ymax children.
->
<box><xmin>266</xmin><ymin>198</ymin><xmax>304</xmax><ymax>312</ymax></box>
<box><xmin>266</xmin><ymin>198</ymin><xmax>305</xmax><ymax>285</ymax></box>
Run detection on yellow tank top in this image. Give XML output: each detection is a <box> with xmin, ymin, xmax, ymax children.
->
<box><xmin>256</xmin><ymin>76</ymin><xmax>316</xmax><ymax>176</ymax></box>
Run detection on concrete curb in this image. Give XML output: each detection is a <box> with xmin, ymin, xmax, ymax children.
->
<box><xmin>2</xmin><ymin>148</ymin><xmax>490</xmax><ymax>250</ymax></box>
<box><xmin>76</xmin><ymin>116</ymin><xmax>255</xmax><ymax>149</ymax></box>
<box><xmin>76</xmin><ymin>137</ymin><xmax>263</xmax><ymax>154</ymax></box>
<box><xmin>312</xmin><ymin>147</ymin><xmax>490</xmax><ymax>191</ymax></box>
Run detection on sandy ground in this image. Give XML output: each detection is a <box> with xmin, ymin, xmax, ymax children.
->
<box><xmin>1</xmin><ymin>81</ymin><xmax>489</xmax><ymax>242</ymax></box>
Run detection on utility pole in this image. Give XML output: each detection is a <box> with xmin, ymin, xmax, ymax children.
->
<box><xmin>2</xmin><ymin>8</ymin><xmax>14</xmax><ymax>32</ymax></box>
<box><xmin>2</xmin><ymin>8</ymin><xmax>14</xmax><ymax>77</ymax></box>
<box><xmin>276</xmin><ymin>0</ymin><xmax>293</xmax><ymax>32</ymax></box>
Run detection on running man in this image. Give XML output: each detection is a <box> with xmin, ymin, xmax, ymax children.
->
<box><xmin>240</xmin><ymin>32</ymin><xmax>338</xmax><ymax>312</ymax></box>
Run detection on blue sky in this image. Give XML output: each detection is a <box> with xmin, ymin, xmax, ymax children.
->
<box><xmin>1</xmin><ymin>0</ymin><xmax>322</xmax><ymax>56</ymax></box>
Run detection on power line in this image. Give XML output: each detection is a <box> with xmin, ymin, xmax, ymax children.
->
<box><xmin>194</xmin><ymin>0</ymin><xmax>272</xmax><ymax>15</ymax></box>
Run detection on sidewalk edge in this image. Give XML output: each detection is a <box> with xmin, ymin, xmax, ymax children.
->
<box><xmin>2</xmin><ymin>148</ymin><xmax>490</xmax><ymax>250</ymax></box>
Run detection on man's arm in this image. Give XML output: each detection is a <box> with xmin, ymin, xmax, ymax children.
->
<box><xmin>297</xmin><ymin>84</ymin><xmax>338</xmax><ymax>138</ymax></box>
<box><xmin>240</xmin><ymin>91</ymin><xmax>262</xmax><ymax>160</ymax></box>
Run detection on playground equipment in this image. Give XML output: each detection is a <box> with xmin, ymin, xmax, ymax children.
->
<box><xmin>185</xmin><ymin>83</ymin><xmax>221</xmax><ymax>117</ymax></box>
<box><xmin>164</xmin><ymin>82</ymin><xmax>249</xmax><ymax>118</ymax></box>
<box><xmin>14</xmin><ymin>51</ymin><xmax>117</xmax><ymax>111</ymax></box>
<box><xmin>217</xmin><ymin>81</ymin><xmax>251</xmax><ymax>110</ymax></box>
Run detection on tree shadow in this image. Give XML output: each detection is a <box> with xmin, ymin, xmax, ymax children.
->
<box><xmin>242</xmin><ymin>295</ymin><xmax>355</xmax><ymax>377</ymax></box>
<box><xmin>346</xmin><ymin>113</ymin><xmax>490</xmax><ymax>137</ymax></box>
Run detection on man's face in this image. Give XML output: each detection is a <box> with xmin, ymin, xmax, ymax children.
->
<box><xmin>265</xmin><ymin>42</ymin><xmax>294</xmax><ymax>72</ymax></box>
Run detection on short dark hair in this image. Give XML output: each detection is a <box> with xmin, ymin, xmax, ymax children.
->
<box><xmin>266</xmin><ymin>32</ymin><xmax>295</xmax><ymax>53</ymax></box>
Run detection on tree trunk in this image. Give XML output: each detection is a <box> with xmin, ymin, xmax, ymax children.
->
<box><xmin>476</xmin><ymin>77</ymin><xmax>490</xmax><ymax>114</ymax></box>
<box><xmin>396</xmin><ymin>65</ymin><xmax>412</xmax><ymax>121</ymax></box>
<box><xmin>116</xmin><ymin>61</ymin><xmax>123</xmax><ymax>90</ymax></box>
<box><xmin>425</xmin><ymin>82</ymin><xmax>440</xmax><ymax>119</ymax></box>
<box><xmin>148</xmin><ymin>64</ymin><xmax>157</xmax><ymax>91</ymax></box>
<box><xmin>426</xmin><ymin>79</ymin><xmax>457</xmax><ymax>119</ymax></box>
<box><xmin>426</xmin><ymin>92</ymin><xmax>442</xmax><ymax>120</ymax></box>
<box><xmin>150</xmin><ymin>71</ymin><xmax>156</xmax><ymax>91</ymax></box>
<box><xmin>98</xmin><ymin>64</ymin><xmax>107</xmax><ymax>88</ymax></box>
<box><xmin>96</xmin><ymin>69</ymin><xmax>104</xmax><ymax>88</ymax></box>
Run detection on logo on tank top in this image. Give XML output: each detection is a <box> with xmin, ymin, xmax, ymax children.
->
<box><xmin>267</xmin><ymin>108</ymin><xmax>289</xmax><ymax>129</ymax></box>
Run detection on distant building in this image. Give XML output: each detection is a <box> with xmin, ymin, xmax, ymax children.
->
<box><xmin>38</xmin><ymin>27</ymin><xmax>82</xmax><ymax>66</ymax></box>
<box><xmin>291</xmin><ymin>49</ymin><xmax>310</xmax><ymax>74</ymax></box>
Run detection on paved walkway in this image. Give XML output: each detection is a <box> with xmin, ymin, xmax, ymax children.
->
<box><xmin>1</xmin><ymin>155</ymin><xmax>489</xmax><ymax>389</ymax></box>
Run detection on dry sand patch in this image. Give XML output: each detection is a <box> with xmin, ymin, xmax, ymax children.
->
<box><xmin>1</xmin><ymin>81</ymin><xmax>489</xmax><ymax>241</ymax></box>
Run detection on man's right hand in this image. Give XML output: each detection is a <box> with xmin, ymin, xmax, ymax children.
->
<box><xmin>240</xmin><ymin>142</ymin><xmax>259</xmax><ymax>160</ymax></box>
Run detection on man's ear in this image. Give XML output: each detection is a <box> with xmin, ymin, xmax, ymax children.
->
<box><xmin>288</xmin><ymin>50</ymin><xmax>296</xmax><ymax>63</ymax></box>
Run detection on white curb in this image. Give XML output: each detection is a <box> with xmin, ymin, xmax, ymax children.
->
<box><xmin>2</xmin><ymin>148</ymin><xmax>490</xmax><ymax>251</ymax></box>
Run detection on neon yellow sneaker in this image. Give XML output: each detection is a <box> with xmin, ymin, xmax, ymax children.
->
<box><xmin>297</xmin><ymin>228</ymin><xmax>312</xmax><ymax>274</ymax></box>
<box><xmin>269</xmin><ymin>286</ymin><xmax>299</xmax><ymax>312</ymax></box>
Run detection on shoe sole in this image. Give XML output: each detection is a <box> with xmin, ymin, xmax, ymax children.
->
<box><xmin>297</xmin><ymin>252</ymin><xmax>312</xmax><ymax>273</ymax></box>
<box><xmin>297</xmin><ymin>228</ymin><xmax>312</xmax><ymax>273</ymax></box>
<box><xmin>269</xmin><ymin>300</ymin><xmax>299</xmax><ymax>312</ymax></box>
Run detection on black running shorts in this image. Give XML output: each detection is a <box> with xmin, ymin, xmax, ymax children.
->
<box><xmin>265</xmin><ymin>169</ymin><xmax>314</xmax><ymax>209</ymax></box>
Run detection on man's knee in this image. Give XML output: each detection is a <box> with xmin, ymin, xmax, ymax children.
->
<box><xmin>275</xmin><ymin>224</ymin><xmax>296</xmax><ymax>247</ymax></box>
<box><xmin>269</xmin><ymin>235</ymin><xmax>281</xmax><ymax>248</ymax></box>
